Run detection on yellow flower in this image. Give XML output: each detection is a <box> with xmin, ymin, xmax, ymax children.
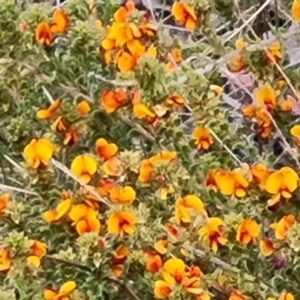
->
<box><xmin>77</xmin><ymin>100</ymin><xmax>91</xmax><ymax>116</ymax></box>
<box><xmin>138</xmin><ymin>151</ymin><xmax>177</xmax><ymax>183</ymax></box>
<box><xmin>259</xmin><ymin>239</ymin><xmax>274</xmax><ymax>257</ymax></box>
<box><xmin>162</xmin><ymin>258</ymin><xmax>186</xmax><ymax>284</ymax></box>
<box><xmin>154</xmin><ymin>280</ymin><xmax>172</xmax><ymax>299</ymax></box>
<box><xmin>215</xmin><ymin>169</ymin><xmax>249</xmax><ymax>198</ymax></box>
<box><xmin>270</xmin><ymin>215</ymin><xmax>295</xmax><ymax>240</ymax></box>
<box><xmin>95</xmin><ymin>138</ymin><xmax>118</xmax><ymax>160</ymax></box>
<box><xmin>0</xmin><ymin>249</ymin><xmax>11</xmax><ymax>272</ymax></box>
<box><xmin>175</xmin><ymin>195</ymin><xmax>205</xmax><ymax>225</ymax></box>
<box><xmin>70</xmin><ymin>154</ymin><xmax>98</xmax><ymax>183</ymax></box>
<box><xmin>107</xmin><ymin>211</ymin><xmax>137</xmax><ymax>236</ymax></box>
<box><xmin>192</xmin><ymin>127</ymin><xmax>213</xmax><ymax>150</ymax></box>
<box><xmin>171</xmin><ymin>2</ymin><xmax>197</xmax><ymax>30</ymax></box>
<box><xmin>255</xmin><ymin>85</ymin><xmax>276</xmax><ymax>111</ymax></box>
<box><xmin>266</xmin><ymin>41</ymin><xmax>282</xmax><ymax>63</ymax></box>
<box><xmin>236</xmin><ymin>219</ymin><xmax>260</xmax><ymax>245</ymax></box>
<box><xmin>108</xmin><ymin>186</ymin><xmax>136</xmax><ymax>204</ymax></box>
<box><xmin>27</xmin><ymin>240</ymin><xmax>48</xmax><ymax>267</ymax></box>
<box><xmin>23</xmin><ymin>139</ymin><xmax>54</xmax><ymax>168</ymax></box>
<box><xmin>251</xmin><ymin>163</ymin><xmax>270</xmax><ymax>189</ymax></box>
<box><xmin>279</xmin><ymin>292</ymin><xmax>295</xmax><ymax>300</ymax></box>
<box><xmin>69</xmin><ymin>204</ymin><xmax>100</xmax><ymax>235</ymax></box>
<box><xmin>44</xmin><ymin>281</ymin><xmax>76</xmax><ymax>300</ymax></box>
<box><xmin>265</xmin><ymin>167</ymin><xmax>299</xmax><ymax>198</ymax></box>
<box><xmin>292</xmin><ymin>0</ymin><xmax>300</xmax><ymax>22</ymax></box>
<box><xmin>43</xmin><ymin>199</ymin><xmax>72</xmax><ymax>222</ymax></box>
<box><xmin>50</xmin><ymin>9</ymin><xmax>69</xmax><ymax>34</ymax></box>
<box><xmin>37</xmin><ymin>100</ymin><xmax>61</xmax><ymax>119</ymax></box>
<box><xmin>199</xmin><ymin>217</ymin><xmax>227</xmax><ymax>252</ymax></box>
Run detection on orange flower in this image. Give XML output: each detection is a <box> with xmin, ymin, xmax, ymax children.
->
<box><xmin>109</xmin><ymin>186</ymin><xmax>136</xmax><ymax>204</ymax></box>
<box><xmin>138</xmin><ymin>151</ymin><xmax>177</xmax><ymax>183</ymax></box>
<box><xmin>199</xmin><ymin>217</ymin><xmax>227</xmax><ymax>252</ymax></box>
<box><xmin>44</xmin><ymin>281</ymin><xmax>76</xmax><ymax>300</ymax></box>
<box><xmin>37</xmin><ymin>100</ymin><xmax>61</xmax><ymax>119</ymax></box>
<box><xmin>95</xmin><ymin>138</ymin><xmax>118</xmax><ymax>160</ymax></box>
<box><xmin>50</xmin><ymin>9</ymin><xmax>69</xmax><ymax>34</ymax></box>
<box><xmin>27</xmin><ymin>240</ymin><xmax>48</xmax><ymax>267</ymax></box>
<box><xmin>0</xmin><ymin>194</ymin><xmax>9</xmax><ymax>217</ymax></box>
<box><xmin>146</xmin><ymin>254</ymin><xmax>163</xmax><ymax>273</ymax></box>
<box><xmin>192</xmin><ymin>127</ymin><xmax>213</xmax><ymax>150</ymax></box>
<box><xmin>215</xmin><ymin>170</ymin><xmax>249</xmax><ymax>198</ymax></box>
<box><xmin>99</xmin><ymin>179</ymin><xmax>116</xmax><ymax>197</ymax></box>
<box><xmin>172</xmin><ymin>2</ymin><xmax>197</xmax><ymax>30</ymax></box>
<box><xmin>265</xmin><ymin>167</ymin><xmax>299</xmax><ymax>198</ymax></box>
<box><xmin>279</xmin><ymin>292</ymin><xmax>295</xmax><ymax>300</ymax></box>
<box><xmin>242</xmin><ymin>104</ymin><xmax>256</xmax><ymax>118</ymax></box>
<box><xmin>166</xmin><ymin>223</ymin><xmax>180</xmax><ymax>239</ymax></box>
<box><xmin>260</xmin><ymin>239</ymin><xmax>275</xmax><ymax>257</ymax></box>
<box><xmin>70</xmin><ymin>154</ymin><xmax>98</xmax><ymax>183</ymax></box>
<box><xmin>290</xmin><ymin>125</ymin><xmax>300</xmax><ymax>147</ymax></box>
<box><xmin>114</xmin><ymin>0</ymin><xmax>136</xmax><ymax>22</ymax></box>
<box><xmin>69</xmin><ymin>204</ymin><xmax>100</xmax><ymax>235</ymax></box>
<box><xmin>280</xmin><ymin>99</ymin><xmax>293</xmax><ymax>112</ymax></box>
<box><xmin>188</xmin><ymin>265</ymin><xmax>203</xmax><ymax>278</ymax></box>
<box><xmin>101</xmin><ymin>89</ymin><xmax>127</xmax><ymax>113</ymax></box>
<box><xmin>23</xmin><ymin>138</ymin><xmax>54</xmax><ymax>168</ymax></box>
<box><xmin>51</xmin><ymin>116</ymin><xmax>67</xmax><ymax>132</ymax></box>
<box><xmin>292</xmin><ymin>0</ymin><xmax>300</xmax><ymax>22</ymax></box>
<box><xmin>163</xmin><ymin>258</ymin><xmax>186</xmax><ymax>284</ymax></box>
<box><xmin>30</xmin><ymin>240</ymin><xmax>47</xmax><ymax>257</ymax></box>
<box><xmin>103</xmin><ymin>156</ymin><xmax>123</xmax><ymax>176</ymax></box>
<box><xmin>140</xmin><ymin>23</ymin><xmax>157</xmax><ymax>37</ymax></box>
<box><xmin>236</xmin><ymin>219</ymin><xmax>260</xmax><ymax>245</ymax></box>
<box><xmin>112</xmin><ymin>244</ymin><xmax>130</xmax><ymax>265</ymax></box>
<box><xmin>255</xmin><ymin>108</ymin><xmax>273</xmax><ymax>138</ymax></box>
<box><xmin>155</xmin><ymin>239</ymin><xmax>169</xmax><ymax>255</ymax></box>
<box><xmin>166</xmin><ymin>94</ymin><xmax>184</xmax><ymax>107</ymax></box>
<box><xmin>127</xmin><ymin>39</ymin><xmax>146</xmax><ymax>56</ymax></box>
<box><xmin>43</xmin><ymin>199</ymin><xmax>72</xmax><ymax>222</ymax></box>
<box><xmin>205</xmin><ymin>169</ymin><xmax>218</xmax><ymax>192</ymax></box>
<box><xmin>270</xmin><ymin>215</ymin><xmax>295</xmax><ymax>240</ymax></box>
<box><xmin>229</xmin><ymin>290</ymin><xmax>248</xmax><ymax>300</ymax></box>
<box><xmin>35</xmin><ymin>22</ymin><xmax>52</xmax><ymax>46</ymax></box>
<box><xmin>64</xmin><ymin>128</ymin><xmax>79</xmax><ymax>146</ymax></box>
<box><xmin>166</xmin><ymin>48</ymin><xmax>183</xmax><ymax>70</ymax></box>
<box><xmin>267</xmin><ymin>41</ymin><xmax>282</xmax><ymax>63</ymax></box>
<box><xmin>154</xmin><ymin>280</ymin><xmax>172</xmax><ymax>299</ymax></box>
<box><xmin>251</xmin><ymin>163</ymin><xmax>270</xmax><ymax>189</ymax></box>
<box><xmin>175</xmin><ymin>195</ymin><xmax>205</xmax><ymax>225</ymax></box>
<box><xmin>107</xmin><ymin>211</ymin><xmax>137</xmax><ymax>236</ymax></box>
<box><xmin>77</xmin><ymin>100</ymin><xmax>91</xmax><ymax>116</ymax></box>
<box><xmin>116</xmin><ymin>50</ymin><xmax>137</xmax><ymax>72</ymax></box>
<box><xmin>235</xmin><ymin>38</ymin><xmax>247</xmax><ymax>51</ymax></box>
<box><xmin>133</xmin><ymin>103</ymin><xmax>157</xmax><ymax>123</ymax></box>
<box><xmin>0</xmin><ymin>249</ymin><xmax>11</xmax><ymax>272</ymax></box>
<box><xmin>255</xmin><ymin>85</ymin><xmax>276</xmax><ymax>111</ymax></box>
<box><xmin>227</xmin><ymin>55</ymin><xmax>245</xmax><ymax>72</ymax></box>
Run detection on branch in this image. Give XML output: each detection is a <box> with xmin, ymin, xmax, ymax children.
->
<box><xmin>45</xmin><ymin>255</ymin><xmax>142</xmax><ymax>300</ymax></box>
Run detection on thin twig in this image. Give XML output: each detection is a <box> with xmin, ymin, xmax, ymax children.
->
<box><xmin>0</xmin><ymin>184</ymin><xmax>38</xmax><ymax>196</ymax></box>
<box><xmin>51</xmin><ymin>159</ymin><xmax>111</xmax><ymax>206</ymax></box>
<box><xmin>209</xmin><ymin>128</ymin><xmax>244</xmax><ymax>167</ymax></box>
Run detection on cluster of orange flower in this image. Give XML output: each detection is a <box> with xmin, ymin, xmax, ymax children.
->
<box><xmin>36</xmin><ymin>9</ymin><xmax>69</xmax><ymax>46</ymax></box>
<box><xmin>100</xmin><ymin>0</ymin><xmax>157</xmax><ymax>72</ymax></box>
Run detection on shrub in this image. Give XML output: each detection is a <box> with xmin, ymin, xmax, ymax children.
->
<box><xmin>1</xmin><ymin>0</ymin><xmax>300</xmax><ymax>299</ymax></box>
